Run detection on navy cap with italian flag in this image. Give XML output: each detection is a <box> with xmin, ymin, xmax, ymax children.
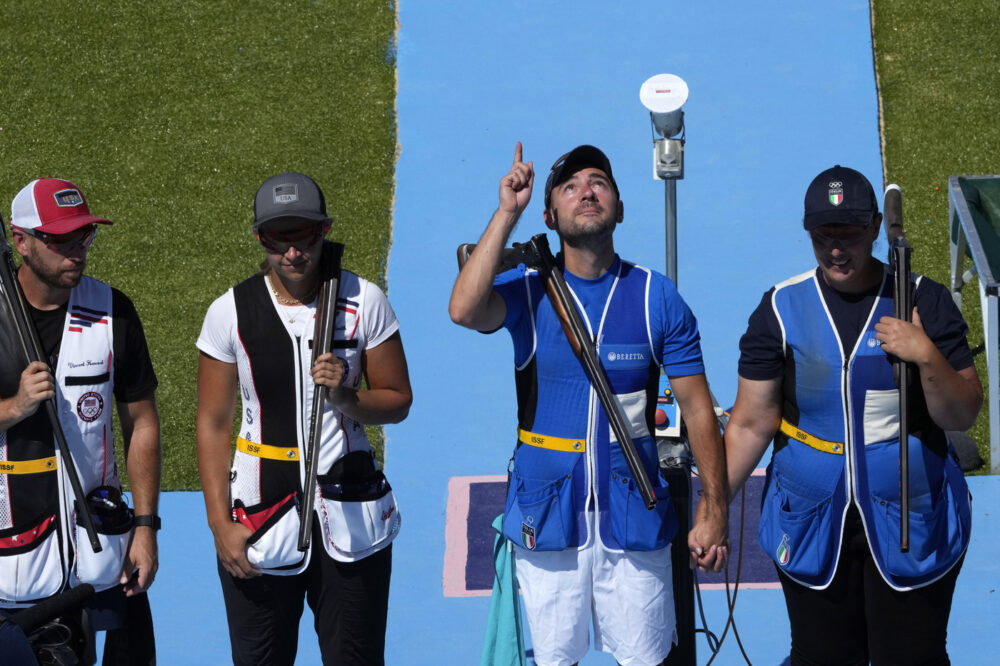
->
<box><xmin>803</xmin><ymin>165</ymin><xmax>878</xmax><ymax>230</ymax></box>
<box><xmin>10</xmin><ymin>179</ymin><xmax>112</xmax><ymax>234</ymax></box>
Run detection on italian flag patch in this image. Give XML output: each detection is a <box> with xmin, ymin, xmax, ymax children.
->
<box><xmin>521</xmin><ymin>523</ymin><xmax>536</xmax><ymax>550</ymax></box>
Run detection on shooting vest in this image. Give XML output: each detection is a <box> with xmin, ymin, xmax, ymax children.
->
<box><xmin>0</xmin><ymin>276</ymin><xmax>125</xmax><ymax>606</ymax></box>
<box><xmin>759</xmin><ymin>269</ymin><xmax>971</xmax><ymax>591</ymax></box>
<box><xmin>502</xmin><ymin>259</ymin><xmax>678</xmax><ymax>552</ymax></box>
<box><xmin>229</xmin><ymin>270</ymin><xmax>399</xmax><ymax>574</ymax></box>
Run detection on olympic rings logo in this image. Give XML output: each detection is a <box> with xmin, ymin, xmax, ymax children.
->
<box><xmin>828</xmin><ymin>181</ymin><xmax>843</xmax><ymax>188</ymax></box>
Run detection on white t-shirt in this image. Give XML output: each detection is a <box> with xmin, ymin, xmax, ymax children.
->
<box><xmin>196</xmin><ymin>270</ymin><xmax>400</xmax><ymax>495</ymax></box>
<box><xmin>197</xmin><ymin>271</ymin><xmax>399</xmax><ymax>365</ymax></box>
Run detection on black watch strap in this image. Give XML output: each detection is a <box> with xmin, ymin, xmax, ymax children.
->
<box><xmin>134</xmin><ymin>514</ymin><xmax>161</xmax><ymax>530</ymax></box>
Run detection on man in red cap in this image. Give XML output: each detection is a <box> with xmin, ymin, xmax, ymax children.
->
<box><xmin>0</xmin><ymin>178</ymin><xmax>162</xmax><ymax>664</ymax></box>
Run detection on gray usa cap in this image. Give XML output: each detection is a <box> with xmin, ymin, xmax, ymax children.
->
<box><xmin>253</xmin><ymin>172</ymin><xmax>328</xmax><ymax>230</ymax></box>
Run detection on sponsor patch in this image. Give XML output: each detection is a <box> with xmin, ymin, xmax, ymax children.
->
<box><xmin>53</xmin><ymin>188</ymin><xmax>84</xmax><ymax>207</ymax></box>
<box><xmin>77</xmin><ymin>391</ymin><xmax>104</xmax><ymax>422</ymax></box>
<box><xmin>272</xmin><ymin>183</ymin><xmax>298</xmax><ymax>205</ymax></box>
<box><xmin>601</xmin><ymin>344</ymin><xmax>651</xmax><ymax>369</ymax></box>
<box><xmin>521</xmin><ymin>522</ymin><xmax>536</xmax><ymax>550</ymax></box>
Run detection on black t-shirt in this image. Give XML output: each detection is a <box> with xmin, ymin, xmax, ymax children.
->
<box><xmin>738</xmin><ymin>266</ymin><xmax>974</xmax><ymax>381</ymax></box>
<box><xmin>27</xmin><ymin>287</ymin><xmax>158</xmax><ymax>403</ymax></box>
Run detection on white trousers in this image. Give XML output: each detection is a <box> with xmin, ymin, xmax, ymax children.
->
<box><xmin>515</xmin><ymin>539</ymin><xmax>676</xmax><ymax>666</ymax></box>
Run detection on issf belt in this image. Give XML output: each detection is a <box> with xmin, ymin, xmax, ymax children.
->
<box><xmin>236</xmin><ymin>437</ymin><xmax>299</xmax><ymax>461</ymax></box>
<box><xmin>0</xmin><ymin>457</ymin><xmax>58</xmax><ymax>474</ymax></box>
<box><xmin>779</xmin><ymin>419</ymin><xmax>844</xmax><ymax>455</ymax></box>
<box><xmin>518</xmin><ymin>428</ymin><xmax>586</xmax><ymax>453</ymax></box>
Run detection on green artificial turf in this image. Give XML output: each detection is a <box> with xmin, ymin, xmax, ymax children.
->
<box><xmin>872</xmin><ymin>0</ymin><xmax>1000</xmax><ymax>471</ymax></box>
<box><xmin>0</xmin><ymin>1</ymin><xmax>398</xmax><ymax>489</ymax></box>
<box><xmin>3</xmin><ymin>2</ymin><xmax>995</xmax><ymax>489</ymax></box>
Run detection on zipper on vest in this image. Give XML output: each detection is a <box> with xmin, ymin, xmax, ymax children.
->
<box><xmin>842</xmin><ymin>358</ymin><xmax>858</xmax><ymax>508</ymax></box>
<box><xmin>293</xmin><ymin>335</ymin><xmax>308</xmax><ymax>460</ymax></box>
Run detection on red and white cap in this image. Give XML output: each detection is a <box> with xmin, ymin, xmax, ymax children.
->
<box><xmin>10</xmin><ymin>178</ymin><xmax>112</xmax><ymax>234</ymax></box>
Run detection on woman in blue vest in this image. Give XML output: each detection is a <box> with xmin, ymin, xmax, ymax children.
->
<box><xmin>725</xmin><ymin>166</ymin><xmax>982</xmax><ymax>665</ymax></box>
<box><xmin>196</xmin><ymin>172</ymin><xmax>412</xmax><ymax>665</ymax></box>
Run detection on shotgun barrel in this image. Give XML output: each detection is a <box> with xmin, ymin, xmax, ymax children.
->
<box><xmin>884</xmin><ymin>184</ymin><xmax>911</xmax><ymax>553</ymax></box>
<box><xmin>298</xmin><ymin>241</ymin><xmax>344</xmax><ymax>551</ymax></box>
<box><xmin>0</xmin><ymin>219</ymin><xmax>102</xmax><ymax>552</ymax></box>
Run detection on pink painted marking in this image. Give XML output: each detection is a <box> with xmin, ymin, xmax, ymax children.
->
<box><xmin>698</xmin><ymin>468</ymin><xmax>780</xmax><ymax>590</ymax></box>
<box><xmin>442</xmin><ymin>474</ymin><xmax>506</xmax><ymax>598</ymax></box>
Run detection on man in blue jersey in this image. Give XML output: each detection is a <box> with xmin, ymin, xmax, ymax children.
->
<box><xmin>450</xmin><ymin>142</ymin><xmax>728</xmax><ymax>666</ymax></box>
<box><xmin>724</xmin><ymin>165</ymin><xmax>982</xmax><ymax>665</ymax></box>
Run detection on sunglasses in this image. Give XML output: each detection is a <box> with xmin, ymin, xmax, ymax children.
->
<box><xmin>257</xmin><ymin>224</ymin><xmax>325</xmax><ymax>254</ymax></box>
<box><xmin>810</xmin><ymin>224</ymin><xmax>872</xmax><ymax>248</ymax></box>
<box><xmin>16</xmin><ymin>224</ymin><xmax>98</xmax><ymax>253</ymax></box>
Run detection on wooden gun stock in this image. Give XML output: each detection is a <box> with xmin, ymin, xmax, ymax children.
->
<box><xmin>529</xmin><ymin>236</ymin><xmax>657</xmax><ymax>509</ymax></box>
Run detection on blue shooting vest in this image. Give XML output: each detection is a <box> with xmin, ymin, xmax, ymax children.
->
<box><xmin>759</xmin><ymin>270</ymin><xmax>971</xmax><ymax>590</ymax></box>
<box><xmin>501</xmin><ymin>260</ymin><xmax>678</xmax><ymax>552</ymax></box>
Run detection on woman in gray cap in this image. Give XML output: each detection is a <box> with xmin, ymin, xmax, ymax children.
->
<box><xmin>196</xmin><ymin>172</ymin><xmax>412</xmax><ymax>665</ymax></box>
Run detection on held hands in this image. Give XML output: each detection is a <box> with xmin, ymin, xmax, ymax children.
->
<box><xmin>688</xmin><ymin>497</ymin><xmax>730</xmax><ymax>573</ymax></box>
<box><xmin>499</xmin><ymin>141</ymin><xmax>534</xmax><ymax>216</ymax></box>
<box><xmin>121</xmin><ymin>525</ymin><xmax>159</xmax><ymax>596</ymax></box>
<box><xmin>875</xmin><ymin>308</ymin><xmax>934</xmax><ymax>365</ymax></box>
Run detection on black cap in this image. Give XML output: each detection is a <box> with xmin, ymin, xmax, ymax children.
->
<box><xmin>803</xmin><ymin>165</ymin><xmax>878</xmax><ymax>230</ymax></box>
<box><xmin>253</xmin><ymin>172</ymin><xmax>328</xmax><ymax>231</ymax></box>
<box><xmin>544</xmin><ymin>145</ymin><xmax>619</xmax><ymax>208</ymax></box>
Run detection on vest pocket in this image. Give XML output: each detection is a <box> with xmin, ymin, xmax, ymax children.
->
<box><xmin>608</xmin><ymin>470</ymin><xmax>677</xmax><ymax>551</ymax></box>
<box><xmin>870</xmin><ymin>478</ymin><xmax>965</xmax><ymax>580</ymax></box>
<box><xmin>72</xmin><ymin>486</ymin><xmax>134</xmax><ymax>591</ymax></box>
<box><xmin>0</xmin><ymin>514</ymin><xmax>65</xmax><ymax>602</ymax></box>
<box><xmin>233</xmin><ymin>492</ymin><xmax>306</xmax><ymax>572</ymax></box>
<box><xmin>315</xmin><ymin>451</ymin><xmax>400</xmax><ymax>562</ymax></box>
<box><xmin>502</xmin><ymin>470</ymin><xmax>575</xmax><ymax>551</ymax></box>
<box><xmin>759</xmin><ymin>476</ymin><xmax>835</xmax><ymax>579</ymax></box>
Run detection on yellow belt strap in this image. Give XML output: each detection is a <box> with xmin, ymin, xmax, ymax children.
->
<box><xmin>779</xmin><ymin>419</ymin><xmax>844</xmax><ymax>455</ymax></box>
<box><xmin>518</xmin><ymin>429</ymin><xmax>586</xmax><ymax>453</ymax></box>
<box><xmin>0</xmin><ymin>457</ymin><xmax>58</xmax><ymax>474</ymax></box>
<box><xmin>236</xmin><ymin>437</ymin><xmax>299</xmax><ymax>461</ymax></box>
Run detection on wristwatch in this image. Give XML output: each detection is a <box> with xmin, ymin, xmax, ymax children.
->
<box><xmin>133</xmin><ymin>514</ymin><xmax>161</xmax><ymax>530</ymax></box>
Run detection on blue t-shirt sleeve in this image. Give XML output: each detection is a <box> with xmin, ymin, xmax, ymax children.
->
<box><xmin>652</xmin><ymin>274</ymin><xmax>705</xmax><ymax>376</ymax></box>
<box><xmin>494</xmin><ymin>266</ymin><xmax>536</xmax><ymax>367</ymax></box>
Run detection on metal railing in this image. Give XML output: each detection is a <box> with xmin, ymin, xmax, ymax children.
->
<box><xmin>948</xmin><ymin>175</ymin><xmax>1000</xmax><ymax>472</ymax></box>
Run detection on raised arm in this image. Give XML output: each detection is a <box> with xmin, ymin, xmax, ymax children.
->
<box><xmin>196</xmin><ymin>352</ymin><xmax>258</xmax><ymax>579</ymax></box>
<box><xmin>724</xmin><ymin>376</ymin><xmax>783</xmax><ymax>501</ymax></box>
<box><xmin>669</xmin><ymin>372</ymin><xmax>729</xmax><ymax>572</ymax></box>
<box><xmin>118</xmin><ymin>393</ymin><xmax>162</xmax><ymax>596</ymax></box>
<box><xmin>448</xmin><ymin>141</ymin><xmax>534</xmax><ymax>332</ymax></box>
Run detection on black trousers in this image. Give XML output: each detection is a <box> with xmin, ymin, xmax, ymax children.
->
<box><xmin>100</xmin><ymin>592</ymin><xmax>155</xmax><ymax>665</ymax></box>
<box><xmin>218</xmin><ymin>524</ymin><xmax>392</xmax><ymax>666</ymax></box>
<box><xmin>777</xmin><ymin>510</ymin><xmax>962</xmax><ymax>666</ymax></box>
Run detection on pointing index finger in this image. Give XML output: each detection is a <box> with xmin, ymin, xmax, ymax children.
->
<box><xmin>513</xmin><ymin>141</ymin><xmax>523</xmax><ymax>165</ymax></box>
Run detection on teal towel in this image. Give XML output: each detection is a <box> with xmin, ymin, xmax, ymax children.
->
<box><xmin>480</xmin><ymin>514</ymin><xmax>526</xmax><ymax>666</ymax></box>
